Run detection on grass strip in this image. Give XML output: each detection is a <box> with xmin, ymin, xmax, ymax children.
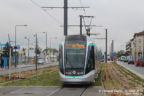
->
<box><xmin>93</xmin><ymin>63</ymin><xmax>104</xmax><ymax>86</ymax></box>
<box><xmin>0</xmin><ymin>71</ymin><xmax>62</xmax><ymax>86</ymax></box>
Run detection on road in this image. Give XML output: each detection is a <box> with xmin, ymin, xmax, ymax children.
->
<box><xmin>117</xmin><ymin>61</ymin><xmax>144</xmax><ymax>79</ymax></box>
<box><xmin>0</xmin><ymin>86</ymin><xmax>105</xmax><ymax>96</ymax></box>
<box><xmin>0</xmin><ymin>62</ymin><xmax>58</xmax><ymax>75</ymax></box>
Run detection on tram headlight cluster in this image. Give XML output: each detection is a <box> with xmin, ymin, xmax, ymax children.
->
<box><xmin>65</xmin><ymin>71</ymin><xmax>84</xmax><ymax>75</ymax></box>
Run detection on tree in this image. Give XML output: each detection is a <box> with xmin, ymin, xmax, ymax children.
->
<box><xmin>35</xmin><ymin>47</ymin><xmax>41</xmax><ymax>54</ymax></box>
<box><xmin>116</xmin><ymin>50</ymin><xmax>125</xmax><ymax>57</ymax></box>
<box><xmin>3</xmin><ymin>42</ymin><xmax>10</xmax><ymax>57</ymax></box>
<box><xmin>43</xmin><ymin>48</ymin><xmax>58</xmax><ymax>55</ymax></box>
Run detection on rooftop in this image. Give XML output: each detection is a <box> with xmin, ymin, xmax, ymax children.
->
<box><xmin>134</xmin><ymin>31</ymin><xmax>144</xmax><ymax>37</ymax></box>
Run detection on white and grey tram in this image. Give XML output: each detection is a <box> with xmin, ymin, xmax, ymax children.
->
<box><xmin>59</xmin><ymin>35</ymin><xmax>98</xmax><ymax>84</ymax></box>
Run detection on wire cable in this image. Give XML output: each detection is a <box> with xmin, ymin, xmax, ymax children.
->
<box><xmin>30</xmin><ymin>0</ymin><xmax>61</xmax><ymax>25</ymax></box>
<box><xmin>89</xmin><ymin>17</ymin><xmax>93</xmax><ymax>29</ymax></box>
<box><xmin>78</xmin><ymin>0</ymin><xmax>89</xmax><ymax>33</ymax></box>
<box><xmin>79</xmin><ymin>0</ymin><xmax>87</xmax><ymax>16</ymax></box>
<box><xmin>79</xmin><ymin>0</ymin><xmax>95</xmax><ymax>33</ymax></box>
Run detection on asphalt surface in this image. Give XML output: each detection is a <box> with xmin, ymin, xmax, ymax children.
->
<box><xmin>117</xmin><ymin>61</ymin><xmax>144</xmax><ymax>79</ymax></box>
<box><xmin>0</xmin><ymin>86</ymin><xmax>105</xmax><ymax>96</ymax></box>
<box><xmin>0</xmin><ymin>62</ymin><xmax>58</xmax><ymax>75</ymax></box>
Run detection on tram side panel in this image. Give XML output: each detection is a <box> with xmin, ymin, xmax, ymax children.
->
<box><xmin>59</xmin><ymin>44</ymin><xmax>64</xmax><ymax>74</ymax></box>
<box><xmin>84</xmin><ymin>44</ymin><xmax>96</xmax><ymax>82</ymax></box>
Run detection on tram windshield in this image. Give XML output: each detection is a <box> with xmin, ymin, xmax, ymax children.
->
<box><xmin>65</xmin><ymin>41</ymin><xmax>86</xmax><ymax>69</ymax></box>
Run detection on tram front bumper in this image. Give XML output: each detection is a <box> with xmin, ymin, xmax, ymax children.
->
<box><xmin>59</xmin><ymin>70</ymin><xmax>95</xmax><ymax>84</ymax></box>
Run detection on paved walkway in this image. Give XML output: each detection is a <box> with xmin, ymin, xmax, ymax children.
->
<box><xmin>0</xmin><ymin>86</ymin><xmax>105</xmax><ymax>96</ymax></box>
<box><xmin>0</xmin><ymin>62</ymin><xmax>58</xmax><ymax>75</ymax></box>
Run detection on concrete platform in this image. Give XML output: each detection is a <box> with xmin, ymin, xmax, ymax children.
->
<box><xmin>0</xmin><ymin>86</ymin><xmax>105</xmax><ymax>96</ymax></box>
<box><xmin>82</xmin><ymin>86</ymin><xmax>106</xmax><ymax>96</ymax></box>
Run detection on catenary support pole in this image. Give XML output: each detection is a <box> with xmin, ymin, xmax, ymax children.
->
<box><xmin>9</xmin><ymin>48</ymin><xmax>11</xmax><ymax>80</ymax></box>
<box><xmin>105</xmin><ymin>29</ymin><xmax>108</xmax><ymax>63</ymax></box>
<box><xmin>64</xmin><ymin>0</ymin><xmax>68</xmax><ymax>36</ymax></box>
<box><xmin>80</xmin><ymin>15</ymin><xmax>83</xmax><ymax>35</ymax></box>
<box><xmin>15</xmin><ymin>26</ymin><xmax>17</xmax><ymax>68</ymax></box>
<box><xmin>36</xmin><ymin>34</ymin><xmax>38</xmax><ymax>71</ymax></box>
<box><xmin>28</xmin><ymin>38</ymin><xmax>30</xmax><ymax>64</ymax></box>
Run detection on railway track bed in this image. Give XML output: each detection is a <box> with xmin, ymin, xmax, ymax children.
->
<box><xmin>0</xmin><ymin>86</ymin><xmax>105</xmax><ymax>96</ymax></box>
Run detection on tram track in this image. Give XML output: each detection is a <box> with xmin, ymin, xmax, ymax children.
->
<box><xmin>50</xmin><ymin>84</ymin><xmax>90</xmax><ymax>96</ymax></box>
<box><xmin>50</xmin><ymin>84</ymin><xmax>105</xmax><ymax>96</ymax></box>
<box><xmin>80</xmin><ymin>86</ymin><xmax>89</xmax><ymax>96</ymax></box>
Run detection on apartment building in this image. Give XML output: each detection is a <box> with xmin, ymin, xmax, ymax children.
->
<box><xmin>126</xmin><ymin>40</ymin><xmax>132</xmax><ymax>54</ymax></box>
<box><xmin>132</xmin><ymin>31</ymin><xmax>144</xmax><ymax>62</ymax></box>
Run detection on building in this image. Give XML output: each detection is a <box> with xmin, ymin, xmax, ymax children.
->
<box><xmin>132</xmin><ymin>31</ymin><xmax>144</xmax><ymax>62</ymax></box>
<box><xmin>131</xmin><ymin>39</ymin><xmax>135</xmax><ymax>62</ymax></box>
<box><xmin>126</xmin><ymin>40</ymin><xmax>132</xmax><ymax>55</ymax></box>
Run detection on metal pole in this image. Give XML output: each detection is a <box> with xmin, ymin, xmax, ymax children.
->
<box><xmin>52</xmin><ymin>38</ymin><xmax>55</xmax><ymax>62</ymax></box>
<box><xmin>14</xmin><ymin>24</ymin><xmax>27</xmax><ymax>67</ymax></box>
<box><xmin>112</xmin><ymin>40</ymin><xmax>114</xmax><ymax>61</ymax></box>
<box><xmin>112</xmin><ymin>40</ymin><xmax>114</xmax><ymax>52</ymax></box>
<box><xmin>46</xmin><ymin>32</ymin><xmax>48</xmax><ymax>54</ymax></box>
<box><xmin>50</xmin><ymin>38</ymin><xmax>51</xmax><ymax>62</ymax></box>
<box><xmin>64</xmin><ymin>0</ymin><xmax>68</xmax><ymax>36</ymax></box>
<box><xmin>9</xmin><ymin>48</ymin><xmax>11</xmax><ymax>80</ymax></box>
<box><xmin>28</xmin><ymin>38</ymin><xmax>30</xmax><ymax>64</ymax></box>
<box><xmin>105</xmin><ymin>29</ymin><xmax>108</xmax><ymax>63</ymax></box>
<box><xmin>36</xmin><ymin>34</ymin><xmax>38</xmax><ymax>70</ymax></box>
<box><xmin>15</xmin><ymin>25</ymin><xmax>17</xmax><ymax>68</ymax></box>
<box><xmin>45</xmin><ymin>32</ymin><xmax>48</xmax><ymax>63</ymax></box>
<box><xmin>80</xmin><ymin>15</ymin><xmax>83</xmax><ymax>35</ymax></box>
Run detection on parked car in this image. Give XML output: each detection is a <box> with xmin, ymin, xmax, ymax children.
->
<box><xmin>99</xmin><ymin>59</ymin><xmax>104</xmax><ymax>62</ymax></box>
<box><xmin>136</xmin><ymin>58</ymin><xmax>144</xmax><ymax>66</ymax></box>
<box><xmin>127</xmin><ymin>56</ymin><xmax>134</xmax><ymax>64</ymax></box>
<box><xmin>118</xmin><ymin>57</ymin><xmax>121</xmax><ymax>61</ymax></box>
<box><xmin>120</xmin><ymin>56</ymin><xmax>126</xmax><ymax>62</ymax></box>
<box><xmin>107</xmin><ymin>56</ymin><xmax>111</xmax><ymax>61</ymax></box>
<box><xmin>38</xmin><ymin>58</ymin><xmax>45</xmax><ymax>64</ymax></box>
<box><xmin>124</xmin><ymin>57</ymin><xmax>128</xmax><ymax>62</ymax></box>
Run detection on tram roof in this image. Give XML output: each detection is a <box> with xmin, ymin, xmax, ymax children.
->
<box><xmin>65</xmin><ymin>35</ymin><xmax>94</xmax><ymax>41</ymax></box>
<box><xmin>65</xmin><ymin>35</ymin><xmax>86</xmax><ymax>41</ymax></box>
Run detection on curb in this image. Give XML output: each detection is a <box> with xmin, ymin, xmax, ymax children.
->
<box><xmin>117</xmin><ymin>62</ymin><xmax>144</xmax><ymax>79</ymax></box>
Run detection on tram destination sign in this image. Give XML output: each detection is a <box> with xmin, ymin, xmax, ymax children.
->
<box><xmin>66</xmin><ymin>44</ymin><xmax>85</xmax><ymax>48</ymax></box>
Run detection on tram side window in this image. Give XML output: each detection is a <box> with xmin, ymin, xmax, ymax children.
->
<box><xmin>86</xmin><ymin>46</ymin><xmax>95</xmax><ymax>74</ymax></box>
<box><xmin>59</xmin><ymin>46</ymin><xmax>64</xmax><ymax>74</ymax></box>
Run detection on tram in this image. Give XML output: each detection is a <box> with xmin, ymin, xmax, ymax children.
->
<box><xmin>59</xmin><ymin>35</ymin><xmax>99</xmax><ymax>84</ymax></box>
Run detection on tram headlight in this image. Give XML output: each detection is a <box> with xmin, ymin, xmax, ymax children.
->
<box><xmin>72</xmin><ymin>70</ymin><xmax>76</xmax><ymax>75</ymax></box>
<box><xmin>77</xmin><ymin>72</ymin><xmax>84</xmax><ymax>75</ymax></box>
<box><xmin>66</xmin><ymin>72</ymin><xmax>72</xmax><ymax>75</ymax></box>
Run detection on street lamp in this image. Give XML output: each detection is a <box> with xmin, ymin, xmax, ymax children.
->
<box><xmin>14</xmin><ymin>24</ymin><xmax>28</xmax><ymax>68</ymax></box>
<box><xmin>24</xmin><ymin>37</ymin><xmax>30</xmax><ymax>64</ymax></box>
<box><xmin>93</xmin><ymin>27</ymin><xmax>108</xmax><ymax>63</ymax></box>
<box><xmin>33</xmin><ymin>34</ymin><xmax>38</xmax><ymax>71</ymax></box>
<box><xmin>50</xmin><ymin>37</ymin><xmax>57</xmax><ymax>62</ymax></box>
<box><xmin>43</xmin><ymin>32</ymin><xmax>48</xmax><ymax>55</ymax></box>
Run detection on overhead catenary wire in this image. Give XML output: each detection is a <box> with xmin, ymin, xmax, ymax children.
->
<box><xmin>78</xmin><ymin>0</ymin><xmax>95</xmax><ymax>33</ymax></box>
<box><xmin>29</xmin><ymin>0</ymin><xmax>62</xmax><ymax>49</ymax></box>
<box><xmin>30</xmin><ymin>0</ymin><xmax>62</xmax><ymax>25</ymax></box>
<box><xmin>78</xmin><ymin>0</ymin><xmax>87</xmax><ymax>32</ymax></box>
<box><xmin>79</xmin><ymin>0</ymin><xmax>87</xmax><ymax>16</ymax></box>
<box><xmin>89</xmin><ymin>17</ymin><xmax>93</xmax><ymax>29</ymax></box>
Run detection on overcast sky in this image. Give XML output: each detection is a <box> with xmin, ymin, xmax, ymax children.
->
<box><xmin>0</xmin><ymin>0</ymin><xmax>144</xmax><ymax>53</ymax></box>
